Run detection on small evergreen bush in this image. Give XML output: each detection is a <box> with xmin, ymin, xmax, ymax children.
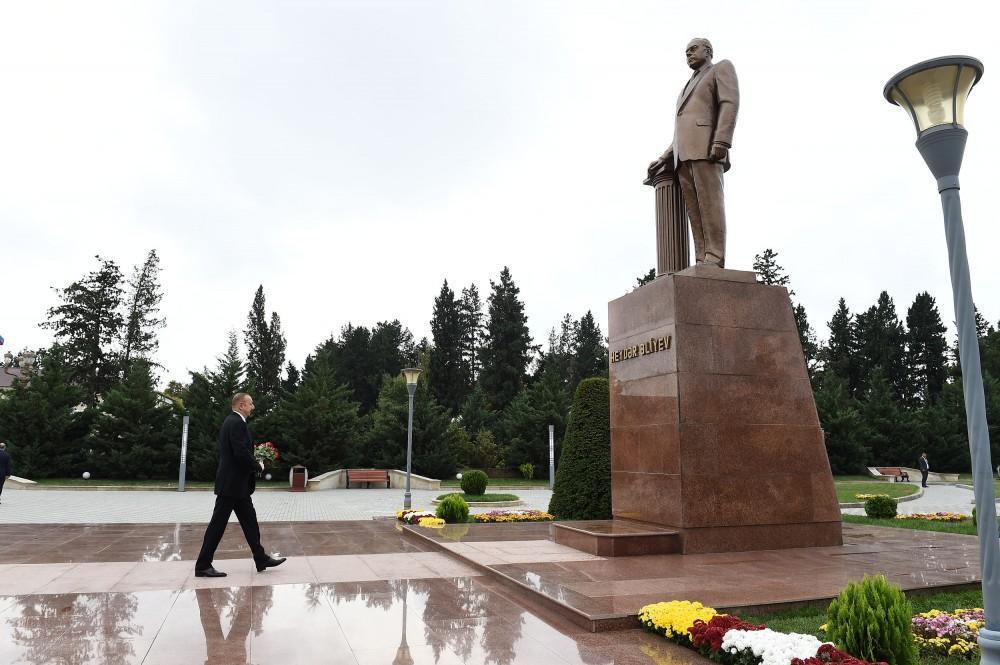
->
<box><xmin>519</xmin><ymin>463</ymin><xmax>535</xmax><ymax>480</ymax></box>
<box><xmin>436</xmin><ymin>494</ymin><xmax>470</xmax><ymax>523</ymax></box>
<box><xmin>460</xmin><ymin>470</ymin><xmax>488</xmax><ymax>495</ymax></box>
<box><xmin>826</xmin><ymin>574</ymin><xmax>917</xmax><ymax>665</ymax></box>
<box><xmin>548</xmin><ymin>378</ymin><xmax>611</xmax><ymax>520</ymax></box>
<box><xmin>864</xmin><ymin>495</ymin><xmax>897</xmax><ymax>519</ymax></box>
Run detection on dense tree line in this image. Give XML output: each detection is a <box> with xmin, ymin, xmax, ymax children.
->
<box><xmin>0</xmin><ymin>256</ymin><xmax>608</xmax><ymax>480</ymax></box>
<box><xmin>5</xmin><ymin>248</ymin><xmax>993</xmax><ymax>481</ymax></box>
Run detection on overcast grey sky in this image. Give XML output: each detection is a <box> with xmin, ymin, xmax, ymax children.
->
<box><xmin>2</xmin><ymin>0</ymin><xmax>998</xmax><ymax>385</ymax></box>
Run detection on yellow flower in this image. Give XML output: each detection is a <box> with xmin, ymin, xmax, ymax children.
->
<box><xmin>638</xmin><ymin>601</ymin><xmax>717</xmax><ymax>639</ymax></box>
<box><xmin>417</xmin><ymin>517</ymin><xmax>445</xmax><ymax>528</ymax></box>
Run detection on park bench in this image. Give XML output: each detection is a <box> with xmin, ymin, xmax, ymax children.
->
<box><xmin>867</xmin><ymin>466</ymin><xmax>910</xmax><ymax>483</ymax></box>
<box><xmin>347</xmin><ymin>469</ymin><xmax>390</xmax><ymax>488</ymax></box>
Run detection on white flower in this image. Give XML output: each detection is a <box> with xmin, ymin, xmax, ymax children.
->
<box><xmin>721</xmin><ymin>629</ymin><xmax>830</xmax><ymax>665</ymax></box>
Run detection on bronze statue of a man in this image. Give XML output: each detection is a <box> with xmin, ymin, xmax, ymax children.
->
<box><xmin>648</xmin><ymin>38</ymin><xmax>739</xmax><ymax>268</ymax></box>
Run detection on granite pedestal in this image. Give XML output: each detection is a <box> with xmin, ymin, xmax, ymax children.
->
<box><xmin>582</xmin><ymin>264</ymin><xmax>842</xmax><ymax>554</ymax></box>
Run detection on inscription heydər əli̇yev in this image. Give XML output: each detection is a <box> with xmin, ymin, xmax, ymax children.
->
<box><xmin>610</xmin><ymin>335</ymin><xmax>672</xmax><ymax>364</ymax></box>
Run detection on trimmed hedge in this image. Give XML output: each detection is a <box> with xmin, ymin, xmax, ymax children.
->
<box><xmin>436</xmin><ymin>494</ymin><xmax>470</xmax><ymax>523</ymax></box>
<box><xmin>460</xmin><ymin>470</ymin><xmax>488</xmax><ymax>495</ymax></box>
<box><xmin>548</xmin><ymin>378</ymin><xmax>611</xmax><ymax>520</ymax></box>
<box><xmin>864</xmin><ymin>495</ymin><xmax>897</xmax><ymax>519</ymax></box>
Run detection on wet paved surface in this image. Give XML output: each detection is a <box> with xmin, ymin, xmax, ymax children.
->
<box><xmin>0</xmin><ymin>488</ymin><xmax>554</xmax><ymax>523</ymax></box>
<box><xmin>841</xmin><ymin>482</ymin><xmax>979</xmax><ymax>516</ymax></box>
<box><xmin>408</xmin><ymin>521</ymin><xmax>983</xmax><ymax>625</ymax></box>
<box><xmin>0</xmin><ymin>520</ymin><xmax>703</xmax><ymax>664</ymax></box>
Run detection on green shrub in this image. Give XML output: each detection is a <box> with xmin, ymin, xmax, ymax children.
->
<box><xmin>436</xmin><ymin>494</ymin><xmax>470</xmax><ymax>523</ymax></box>
<box><xmin>460</xmin><ymin>470</ymin><xmax>488</xmax><ymax>495</ymax></box>
<box><xmin>864</xmin><ymin>495</ymin><xmax>897</xmax><ymax>519</ymax></box>
<box><xmin>548</xmin><ymin>378</ymin><xmax>611</xmax><ymax>520</ymax></box>
<box><xmin>826</xmin><ymin>574</ymin><xmax>917</xmax><ymax>665</ymax></box>
<box><xmin>519</xmin><ymin>463</ymin><xmax>535</xmax><ymax>480</ymax></box>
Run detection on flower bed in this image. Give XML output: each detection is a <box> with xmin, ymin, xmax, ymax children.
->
<box><xmin>895</xmin><ymin>512</ymin><xmax>969</xmax><ymax>522</ymax></box>
<box><xmin>854</xmin><ymin>493</ymin><xmax>890</xmax><ymax>501</ymax></box>
<box><xmin>472</xmin><ymin>510</ymin><xmax>554</xmax><ymax>523</ymax></box>
<box><xmin>911</xmin><ymin>608</ymin><xmax>983</xmax><ymax>658</ymax></box>
<box><xmin>638</xmin><ymin>600</ymin><xmax>886</xmax><ymax>665</ymax></box>
<box><xmin>395</xmin><ymin>509</ymin><xmax>445</xmax><ymax>527</ymax></box>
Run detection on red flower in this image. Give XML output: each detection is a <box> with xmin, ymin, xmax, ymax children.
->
<box><xmin>688</xmin><ymin>615</ymin><xmax>765</xmax><ymax>653</ymax></box>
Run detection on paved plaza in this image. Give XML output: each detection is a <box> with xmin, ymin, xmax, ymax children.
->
<box><xmin>0</xmin><ymin>487</ymin><xmax>554</xmax><ymax>524</ymax></box>
<box><xmin>840</xmin><ymin>482</ymin><xmax>980</xmax><ymax>516</ymax></box>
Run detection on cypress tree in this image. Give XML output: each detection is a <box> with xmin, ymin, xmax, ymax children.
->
<box><xmin>814</xmin><ymin>372</ymin><xmax>868</xmax><ymax>474</ymax></box>
<box><xmin>548</xmin><ymin>378</ymin><xmax>611</xmax><ymax>520</ymax></box>
<box><xmin>42</xmin><ymin>256</ymin><xmax>125</xmax><ymax>406</ymax></box>
<box><xmin>794</xmin><ymin>303</ymin><xmax>819</xmax><ymax>380</ymax></box>
<box><xmin>905</xmin><ymin>292</ymin><xmax>948</xmax><ymax>404</ymax></box>
<box><xmin>244</xmin><ymin>286</ymin><xmax>285</xmax><ymax>409</ymax></box>
<box><xmin>428</xmin><ymin>280</ymin><xmax>467</xmax><ymax>413</ymax></box>
<box><xmin>121</xmin><ymin>249</ymin><xmax>165</xmax><ymax>369</ymax></box>
<box><xmin>480</xmin><ymin>267</ymin><xmax>533</xmax><ymax>411</ymax></box>
<box><xmin>859</xmin><ymin>369</ymin><xmax>906</xmax><ymax>466</ymax></box>
<box><xmin>459</xmin><ymin>284</ymin><xmax>484</xmax><ymax>385</ymax></box>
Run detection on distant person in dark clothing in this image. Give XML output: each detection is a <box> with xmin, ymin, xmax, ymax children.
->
<box><xmin>0</xmin><ymin>442</ymin><xmax>11</xmax><ymax>504</ymax></box>
<box><xmin>919</xmin><ymin>452</ymin><xmax>930</xmax><ymax>488</ymax></box>
<box><xmin>194</xmin><ymin>393</ymin><xmax>286</xmax><ymax>577</ymax></box>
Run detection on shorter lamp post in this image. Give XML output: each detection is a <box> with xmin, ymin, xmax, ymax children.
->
<box><xmin>883</xmin><ymin>55</ymin><xmax>999</xmax><ymax>662</ymax></box>
<box><xmin>401</xmin><ymin>367</ymin><xmax>422</xmax><ymax>510</ymax></box>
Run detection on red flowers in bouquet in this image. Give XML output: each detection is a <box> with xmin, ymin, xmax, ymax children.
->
<box><xmin>254</xmin><ymin>441</ymin><xmax>279</xmax><ymax>465</ymax></box>
<box><xmin>689</xmin><ymin>615</ymin><xmax>765</xmax><ymax>653</ymax></box>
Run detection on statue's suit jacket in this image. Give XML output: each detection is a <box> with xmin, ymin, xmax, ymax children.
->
<box><xmin>672</xmin><ymin>60</ymin><xmax>739</xmax><ymax>171</ymax></box>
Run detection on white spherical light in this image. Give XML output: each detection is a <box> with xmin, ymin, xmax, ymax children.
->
<box><xmin>265</xmin><ymin>473</ymin><xmax>272</xmax><ymax>481</ymax></box>
<box><xmin>456</xmin><ymin>473</ymin><xmax>463</xmax><ymax>480</ymax></box>
<box><xmin>82</xmin><ymin>472</ymin><xmax>91</xmax><ymax>480</ymax></box>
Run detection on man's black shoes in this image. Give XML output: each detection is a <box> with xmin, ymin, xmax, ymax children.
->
<box><xmin>194</xmin><ymin>567</ymin><xmax>228</xmax><ymax>578</ymax></box>
<box><xmin>256</xmin><ymin>556</ymin><xmax>287</xmax><ymax>573</ymax></box>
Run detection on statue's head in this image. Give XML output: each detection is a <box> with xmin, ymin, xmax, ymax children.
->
<box><xmin>685</xmin><ymin>38</ymin><xmax>713</xmax><ymax>70</ymax></box>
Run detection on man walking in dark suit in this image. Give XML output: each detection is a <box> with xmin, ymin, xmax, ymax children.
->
<box><xmin>194</xmin><ymin>393</ymin><xmax>286</xmax><ymax>577</ymax></box>
<box><xmin>919</xmin><ymin>452</ymin><xmax>931</xmax><ymax>488</ymax></box>
<box><xmin>0</xmin><ymin>442</ymin><xmax>12</xmax><ymax>504</ymax></box>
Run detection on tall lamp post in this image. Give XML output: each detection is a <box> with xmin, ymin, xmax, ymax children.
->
<box><xmin>883</xmin><ymin>55</ymin><xmax>998</xmax><ymax>662</ymax></box>
<box><xmin>401</xmin><ymin>367</ymin><xmax>422</xmax><ymax>510</ymax></box>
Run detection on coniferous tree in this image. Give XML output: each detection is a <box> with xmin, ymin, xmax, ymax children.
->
<box><xmin>244</xmin><ymin>286</ymin><xmax>285</xmax><ymax>409</ymax></box>
<box><xmin>121</xmin><ymin>249</ymin><xmax>165</xmax><ymax>369</ymax></box>
<box><xmin>459</xmin><ymin>284</ymin><xmax>484</xmax><ymax>384</ymax></box>
<box><xmin>365</xmin><ymin>375</ymin><xmax>460</xmax><ymax>478</ymax></box>
<box><xmin>821</xmin><ymin>298</ymin><xmax>860</xmax><ymax>396</ymax></box>
<box><xmin>793</xmin><ymin>303</ymin><xmax>819</xmax><ymax>380</ymax></box>
<box><xmin>573</xmin><ymin>311</ymin><xmax>608</xmax><ymax>384</ymax></box>
<box><xmin>753</xmin><ymin>249</ymin><xmax>791</xmax><ymax>287</ymax></box>
<box><xmin>548</xmin><ymin>378</ymin><xmax>611</xmax><ymax>520</ymax></box>
<box><xmin>88</xmin><ymin>361</ymin><xmax>177</xmax><ymax>478</ymax></box>
<box><xmin>479</xmin><ymin>267</ymin><xmax>533</xmax><ymax>411</ymax></box>
<box><xmin>499</xmin><ymin>373</ymin><xmax>571</xmax><ymax>469</ymax></box>
<box><xmin>814</xmin><ymin>372</ymin><xmax>867</xmax><ymax>474</ymax></box>
<box><xmin>905</xmin><ymin>292</ymin><xmax>949</xmax><ymax>404</ymax></box>
<box><xmin>282</xmin><ymin>362</ymin><xmax>301</xmax><ymax>395</ymax></box>
<box><xmin>0</xmin><ymin>346</ymin><xmax>88</xmax><ymax>478</ymax></box>
<box><xmin>635</xmin><ymin>268</ymin><xmax>656</xmax><ymax>287</ymax></box>
<box><xmin>854</xmin><ymin>292</ymin><xmax>907</xmax><ymax>400</ymax></box>
<box><xmin>858</xmin><ymin>369</ymin><xmax>906</xmax><ymax>466</ymax></box>
<box><xmin>263</xmin><ymin>356</ymin><xmax>361</xmax><ymax>473</ymax></box>
<box><xmin>460</xmin><ymin>385</ymin><xmax>497</xmax><ymax>439</ymax></box>
<box><xmin>42</xmin><ymin>256</ymin><xmax>125</xmax><ymax>406</ymax></box>
<box><xmin>428</xmin><ymin>280</ymin><xmax>467</xmax><ymax>413</ymax></box>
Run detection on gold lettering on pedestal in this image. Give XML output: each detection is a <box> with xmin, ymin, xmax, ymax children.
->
<box><xmin>610</xmin><ymin>335</ymin><xmax>673</xmax><ymax>364</ymax></box>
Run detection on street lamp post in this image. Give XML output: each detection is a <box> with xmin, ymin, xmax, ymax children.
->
<box><xmin>884</xmin><ymin>55</ymin><xmax>999</xmax><ymax>663</ymax></box>
<box><xmin>401</xmin><ymin>367</ymin><xmax>422</xmax><ymax>510</ymax></box>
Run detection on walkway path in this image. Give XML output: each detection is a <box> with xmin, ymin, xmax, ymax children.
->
<box><xmin>841</xmin><ymin>482</ymin><xmax>978</xmax><ymax>516</ymax></box>
<box><xmin>0</xmin><ymin>487</ymin><xmax>554</xmax><ymax>523</ymax></box>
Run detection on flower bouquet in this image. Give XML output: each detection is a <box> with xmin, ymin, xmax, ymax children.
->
<box><xmin>254</xmin><ymin>441</ymin><xmax>279</xmax><ymax>466</ymax></box>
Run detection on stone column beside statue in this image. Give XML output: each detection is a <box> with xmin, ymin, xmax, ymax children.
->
<box><xmin>644</xmin><ymin>164</ymin><xmax>690</xmax><ymax>275</ymax></box>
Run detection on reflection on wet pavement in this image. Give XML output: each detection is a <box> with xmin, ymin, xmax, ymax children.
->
<box><xmin>0</xmin><ymin>578</ymin><xmax>702</xmax><ymax>664</ymax></box>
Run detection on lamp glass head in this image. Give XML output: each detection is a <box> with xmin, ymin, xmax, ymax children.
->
<box><xmin>401</xmin><ymin>367</ymin><xmax>422</xmax><ymax>386</ymax></box>
<box><xmin>884</xmin><ymin>56</ymin><xmax>983</xmax><ymax>135</ymax></box>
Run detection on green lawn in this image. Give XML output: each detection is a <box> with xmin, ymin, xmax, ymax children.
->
<box><xmin>742</xmin><ymin>588</ymin><xmax>983</xmax><ymax>665</ymax></box>
<box><xmin>834</xmin><ymin>481</ymin><xmax>919</xmax><ymax>504</ymax></box>
<box><xmin>436</xmin><ymin>492</ymin><xmax>519</xmax><ymax>502</ymax></box>
<box><xmin>955</xmin><ymin>474</ymin><xmax>1000</xmax><ymax>496</ymax></box>
<box><xmin>31</xmin><ymin>478</ymin><xmax>289</xmax><ymax>489</ymax></box>
<box><xmin>440</xmin><ymin>478</ymin><xmax>550</xmax><ymax>487</ymax></box>
<box><xmin>842</xmin><ymin>514</ymin><xmax>977</xmax><ymax>535</ymax></box>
